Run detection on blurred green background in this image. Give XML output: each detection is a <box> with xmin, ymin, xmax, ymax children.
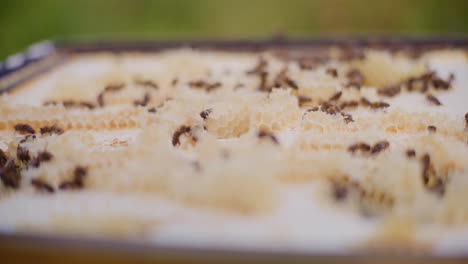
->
<box><xmin>1</xmin><ymin>0</ymin><xmax>467</xmax><ymax>60</ymax></box>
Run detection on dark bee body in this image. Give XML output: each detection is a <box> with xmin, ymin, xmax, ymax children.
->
<box><xmin>273</xmin><ymin>68</ymin><xmax>298</xmax><ymax>90</ymax></box>
<box><xmin>31</xmin><ymin>179</ymin><xmax>54</xmax><ymax>193</ymax></box>
<box><xmin>341</xmin><ymin>113</ymin><xmax>354</xmax><ymax>123</ymax></box>
<box><xmin>135</xmin><ymin>79</ymin><xmax>158</xmax><ymax>89</ymax></box>
<box><xmin>360</xmin><ymin>97</ymin><xmax>372</xmax><ymax>106</ymax></box>
<box><xmin>340</xmin><ymin>100</ymin><xmax>359</xmax><ymax>110</ymax></box>
<box><xmin>348</xmin><ymin>142</ymin><xmax>371</xmax><ymax>154</ymax></box>
<box><xmin>0</xmin><ymin>160</ymin><xmax>20</xmax><ymax>189</ymax></box>
<box><xmin>370</xmin><ymin>141</ymin><xmax>390</xmax><ymax>154</ymax></box>
<box><xmin>329</xmin><ymin>91</ymin><xmax>342</xmax><ymax>101</ymax></box>
<box><xmin>326</xmin><ymin>68</ymin><xmax>338</xmax><ymax>78</ymax></box>
<box><xmin>421</xmin><ymin>153</ymin><xmax>445</xmax><ymax>196</ymax></box>
<box><xmin>246</xmin><ymin>57</ymin><xmax>267</xmax><ymax>75</ymax></box>
<box><xmin>465</xmin><ymin>113</ymin><xmax>468</xmax><ymax>129</ymax></box>
<box><xmin>406</xmin><ymin>149</ymin><xmax>416</xmax><ymax>158</ymax></box>
<box><xmin>59</xmin><ymin>166</ymin><xmax>88</xmax><ymax>190</ymax></box>
<box><xmin>378</xmin><ymin>85</ymin><xmax>401</xmax><ymax>97</ymax></box>
<box><xmin>349</xmin><ymin>141</ymin><xmax>389</xmax><ymax>155</ymax></box>
<box><xmin>200</xmin><ymin>109</ymin><xmax>213</xmax><ymax>120</ymax></box>
<box><xmin>19</xmin><ymin>135</ymin><xmax>36</xmax><ymax>144</ymax></box>
<box><xmin>426</xmin><ymin>94</ymin><xmax>442</xmax><ymax>106</ymax></box>
<box><xmin>189</xmin><ymin>80</ymin><xmax>221</xmax><ymax>92</ymax></box>
<box><xmin>370</xmin><ymin>101</ymin><xmax>390</xmax><ymax>109</ymax></box>
<box><xmin>104</xmin><ymin>83</ymin><xmax>125</xmax><ymax>92</ymax></box>
<box><xmin>360</xmin><ymin>98</ymin><xmax>390</xmax><ymax>109</ymax></box>
<box><xmin>320</xmin><ymin>102</ymin><xmax>341</xmax><ymax>115</ymax></box>
<box><xmin>16</xmin><ymin>145</ymin><xmax>30</xmax><ymax>163</ymax></box>
<box><xmin>346</xmin><ymin>69</ymin><xmax>364</xmax><ymax>89</ymax></box>
<box><xmin>427</xmin><ymin>125</ymin><xmax>437</xmax><ymax>133</ymax></box>
<box><xmin>308</xmin><ymin>106</ymin><xmax>319</xmax><ymax>112</ymax></box>
<box><xmin>0</xmin><ymin>149</ymin><xmax>8</xmax><ymax>167</ymax></box>
<box><xmin>172</xmin><ymin>126</ymin><xmax>192</xmax><ymax>146</ymax></box>
<box><xmin>30</xmin><ymin>151</ymin><xmax>53</xmax><ymax>168</ymax></box>
<box><xmin>40</xmin><ymin>125</ymin><xmax>64</xmax><ymax>135</ymax></box>
<box><xmin>97</xmin><ymin>92</ymin><xmax>105</xmax><ymax>107</ymax></box>
<box><xmin>14</xmin><ymin>124</ymin><xmax>35</xmax><ymax>135</ymax></box>
<box><xmin>133</xmin><ymin>92</ymin><xmax>151</xmax><ymax>107</ymax></box>
<box><xmin>257</xmin><ymin>130</ymin><xmax>279</xmax><ymax>145</ymax></box>
<box><xmin>297</xmin><ymin>96</ymin><xmax>312</xmax><ymax>107</ymax></box>
<box><xmin>62</xmin><ymin>100</ymin><xmax>96</xmax><ymax>109</ymax></box>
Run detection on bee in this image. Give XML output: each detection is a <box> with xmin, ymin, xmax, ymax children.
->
<box><xmin>431</xmin><ymin>77</ymin><xmax>451</xmax><ymax>90</ymax></box>
<box><xmin>246</xmin><ymin>57</ymin><xmax>267</xmax><ymax>75</ymax></box>
<box><xmin>58</xmin><ymin>181</ymin><xmax>76</xmax><ymax>190</ymax></box>
<box><xmin>79</xmin><ymin>102</ymin><xmax>96</xmax><ymax>109</ymax></box>
<box><xmin>14</xmin><ymin>124</ymin><xmax>35</xmax><ymax>135</ymax></box>
<box><xmin>73</xmin><ymin>166</ymin><xmax>87</xmax><ymax>185</ymax></box>
<box><xmin>426</xmin><ymin>94</ymin><xmax>442</xmax><ymax>106</ymax></box>
<box><xmin>298</xmin><ymin>57</ymin><xmax>323</xmax><ymax>70</ymax></box>
<box><xmin>339</xmin><ymin>100</ymin><xmax>359</xmax><ymax>110</ymax></box>
<box><xmin>346</xmin><ymin>69</ymin><xmax>364</xmax><ymax>88</ymax></box>
<box><xmin>29</xmin><ymin>151</ymin><xmax>53</xmax><ymax>168</ymax></box>
<box><xmin>257</xmin><ymin>130</ymin><xmax>279</xmax><ymax>145</ymax></box>
<box><xmin>200</xmin><ymin>109</ymin><xmax>213</xmax><ymax>120</ymax></box>
<box><xmin>406</xmin><ymin>149</ymin><xmax>416</xmax><ymax>158</ymax></box>
<box><xmin>0</xmin><ymin>149</ymin><xmax>7</xmax><ymax>167</ymax></box>
<box><xmin>348</xmin><ymin>142</ymin><xmax>371</xmax><ymax>154</ymax></box>
<box><xmin>360</xmin><ymin>97</ymin><xmax>372</xmax><ymax>107</ymax></box>
<box><xmin>97</xmin><ymin>92</ymin><xmax>105</xmax><ymax>107</ymax></box>
<box><xmin>378</xmin><ymin>85</ymin><xmax>401</xmax><ymax>97</ymax></box>
<box><xmin>59</xmin><ymin>166</ymin><xmax>88</xmax><ymax>190</ymax></box>
<box><xmin>427</xmin><ymin>125</ymin><xmax>437</xmax><ymax>133</ymax></box>
<box><xmin>329</xmin><ymin>91</ymin><xmax>342</xmax><ymax>101</ymax></box>
<box><xmin>331</xmin><ymin>182</ymin><xmax>348</xmax><ymax>202</ymax></box>
<box><xmin>189</xmin><ymin>80</ymin><xmax>208</xmax><ymax>88</ymax></box>
<box><xmin>320</xmin><ymin>101</ymin><xmax>341</xmax><ymax>115</ymax></box>
<box><xmin>134</xmin><ymin>79</ymin><xmax>158</xmax><ymax>89</ymax></box>
<box><xmin>148</xmin><ymin>107</ymin><xmax>157</xmax><ymax>113</ymax></box>
<box><xmin>16</xmin><ymin>145</ymin><xmax>30</xmax><ymax>163</ymax></box>
<box><xmin>370</xmin><ymin>141</ymin><xmax>390</xmax><ymax>154</ymax></box>
<box><xmin>0</xmin><ymin>160</ymin><xmax>20</xmax><ymax>189</ymax></box>
<box><xmin>19</xmin><ymin>135</ymin><xmax>36</xmax><ymax>144</ymax></box>
<box><xmin>420</xmin><ymin>153</ymin><xmax>445</xmax><ymax>196</ymax></box>
<box><xmin>407</xmin><ymin>74</ymin><xmax>429</xmax><ymax>92</ymax></box>
<box><xmin>298</xmin><ymin>96</ymin><xmax>312</xmax><ymax>107</ymax></box>
<box><xmin>285</xmin><ymin>78</ymin><xmax>298</xmax><ymax>90</ymax></box>
<box><xmin>104</xmin><ymin>83</ymin><xmax>125</xmax><ymax>92</ymax></box>
<box><xmin>40</xmin><ymin>125</ymin><xmax>64</xmax><ymax>135</ymax></box>
<box><xmin>172</xmin><ymin>126</ymin><xmax>192</xmax><ymax>147</ymax></box>
<box><xmin>307</xmin><ymin>106</ymin><xmax>319</xmax><ymax>112</ymax></box>
<box><xmin>326</xmin><ymin>68</ymin><xmax>338</xmax><ymax>78</ymax></box>
<box><xmin>63</xmin><ymin>100</ymin><xmax>95</xmax><ymax>109</ymax></box>
<box><xmin>43</xmin><ymin>100</ymin><xmax>58</xmax><ymax>106</ymax></box>
<box><xmin>206</xmin><ymin>82</ymin><xmax>222</xmax><ymax>92</ymax></box>
<box><xmin>370</xmin><ymin>101</ymin><xmax>390</xmax><ymax>109</ymax></box>
<box><xmin>62</xmin><ymin>100</ymin><xmax>75</xmax><ymax>108</ymax></box>
<box><xmin>465</xmin><ymin>113</ymin><xmax>468</xmax><ymax>129</ymax></box>
<box><xmin>133</xmin><ymin>92</ymin><xmax>151</xmax><ymax>107</ymax></box>
<box><xmin>346</xmin><ymin>82</ymin><xmax>361</xmax><ymax>89</ymax></box>
<box><xmin>341</xmin><ymin>113</ymin><xmax>354</xmax><ymax>123</ymax></box>
<box><xmin>258</xmin><ymin>71</ymin><xmax>270</xmax><ymax>92</ymax></box>
<box><xmin>31</xmin><ymin>179</ymin><xmax>54</xmax><ymax>193</ymax></box>
<box><xmin>273</xmin><ymin>68</ymin><xmax>298</xmax><ymax>90</ymax></box>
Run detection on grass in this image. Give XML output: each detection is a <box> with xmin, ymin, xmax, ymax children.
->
<box><xmin>1</xmin><ymin>0</ymin><xmax>467</xmax><ymax>60</ymax></box>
